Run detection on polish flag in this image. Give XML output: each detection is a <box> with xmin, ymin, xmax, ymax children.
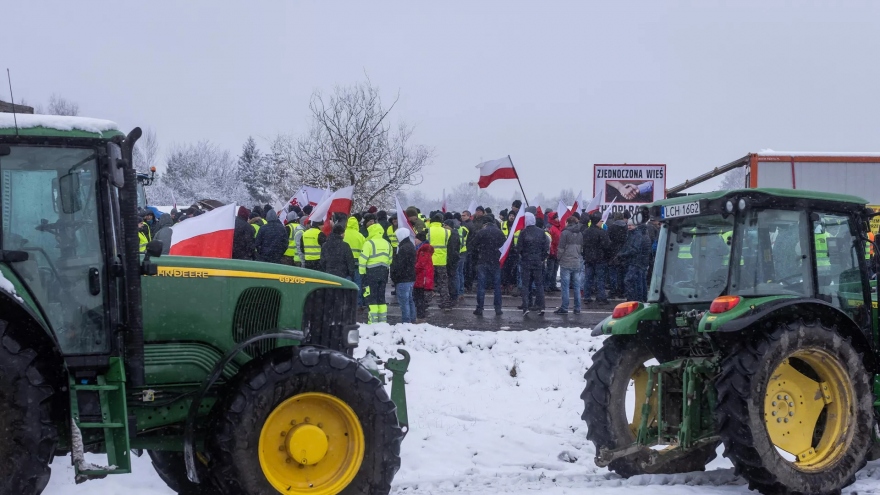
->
<box><xmin>585</xmin><ymin>188</ymin><xmax>605</xmax><ymax>215</ymax></box>
<box><xmin>308</xmin><ymin>186</ymin><xmax>354</xmax><ymax>225</ymax></box>
<box><xmin>499</xmin><ymin>207</ymin><xmax>526</xmax><ymax>267</ymax></box>
<box><xmin>169</xmin><ymin>204</ymin><xmax>236</xmax><ymax>258</ymax></box>
<box><xmin>601</xmin><ymin>198</ymin><xmax>617</xmax><ymax>224</ymax></box>
<box><xmin>467</xmin><ymin>197</ymin><xmax>478</xmax><ymax>215</ymax></box>
<box><xmin>441</xmin><ymin>189</ymin><xmax>447</xmax><ymax>213</ymax></box>
<box><xmin>476</xmin><ymin>156</ymin><xmax>518</xmax><ymax>189</ymax></box>
<box><xmin>395</xmin><ymin>195</ymin><xmax>415</xmax><ymax>242</ymax></box>
<box><xmin>559</xmin><ymin>190</ymin><xmax>583</xmax><ymax>226</ymax></box>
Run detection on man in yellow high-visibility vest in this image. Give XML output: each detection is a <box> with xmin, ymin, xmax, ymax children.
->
<box><xmin>359</xmin><ymin>223</ymin><xmax>392</xmax><ymax>323</ymax></box>
<box><xmin>343</xmin><ymin>215</ymin><xmax>366</xmax><ymax>308</ymax></box>
<box><xmin>428</xmin><ymin>213</ymin><xmax>452</xmax><ymax>310</ymax></box>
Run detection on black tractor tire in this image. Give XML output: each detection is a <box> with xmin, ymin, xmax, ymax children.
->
<box><xmin>148</xmin><ymin>450</ymin><xmax>211</xmax><ymax>495</ymax></box>
<box><xmin>715</xmin><ymin>320</ymin><xmax>872</xmax><ymax>495</ymax></box>
<box><xmin>582</xmin><ymin>335</ymin><xmax>718</xmax><ymax>477</ymax></box>
<box><xmin>0</xmin><ymin>319</ymin><xmax>59</xmax><ymax>495</ymax></box>
<box><xmin>207</xmin><ymin>346</ymin><xmax>403</xmax><ymax>495</ymax></box>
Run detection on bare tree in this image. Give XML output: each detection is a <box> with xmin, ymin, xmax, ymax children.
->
<box><xmin>162</xmin><ymin>141</ymin><xmax>251</xmax><ymax>206</ymax></box>
<box><xmin>276</xmin><ymin>79</ymin><xmax>433</xmax><ymax>211</ymax></box>
<box><xmin>717</xmin><ymin>165</ymin><xmax>748</xmax><ymax>191</ymax></box>
<box><xmin>46</xmin><ymin>94</ymin><xmax>79</xmax><ymax>116</ymax></box>
<box><xmin>133</xmin><ymin>128</ymin><xmax>160</xmax><ymax>174</ymax></box>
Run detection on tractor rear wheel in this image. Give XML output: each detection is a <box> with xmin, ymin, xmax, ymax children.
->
<box><xmin>582</xmin><ymin>335</ymin><xmax>718</xmax><ymax>477</ymax></box>
<box><xmin>0</xmin><ymin>319</ymin><xmax>58</xmax><ymax>495</ymax></box>
<box><xmin>207</xmin><ymin>346</ymin><xmax>402</xmax><ymax>495</ymax></box>
<box><xmin>147</xmin><ymin>450</ymin><xmax>210</xmax><ymax>494</ymax></box>
<box><xmin>715</xmin><ymin>320</ymin><xmax>872</xmax><ymax>495</ymax></box>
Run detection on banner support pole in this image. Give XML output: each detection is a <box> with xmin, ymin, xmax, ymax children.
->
<box><xmin>508</xmin><ymin>155</ymin><xmax>529</xmax><ymax>207</ymax></box>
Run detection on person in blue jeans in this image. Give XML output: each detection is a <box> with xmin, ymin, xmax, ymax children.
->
<box><xmin>469</xmin><ymin>217</ymin><xmax>507</xmax><ymax>316</ymax></box>
<box><xmin>390</xmin><ymin>228</ymin><xmax>417</xmax><ymax>323</ymax></box>
<box><xmin>555</xmin><ymin>216</ymin><xmax>584</xmax><ymax>314</ymax></box>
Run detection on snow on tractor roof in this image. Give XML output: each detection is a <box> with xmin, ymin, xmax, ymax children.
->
<box><xmin>757</xmin><ymin>149</ymin><xmax>880</xmax><ymax>157</ymax></box>
<box><xmin>0</xmin><ymin>113</ymin><xmax>122</xmax><ymax>138</ymax></box>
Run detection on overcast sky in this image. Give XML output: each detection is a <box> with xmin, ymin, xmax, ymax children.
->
<box><xmin>4</xmin><ymin>0</ymin><xmax>880</xmax><ymax>203</ymax></box>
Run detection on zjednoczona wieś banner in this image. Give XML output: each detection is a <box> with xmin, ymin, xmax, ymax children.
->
<box><xmin>593</xmin><ymin>164</ymin><xmax>667</xmax><ymax>215</ymax></box>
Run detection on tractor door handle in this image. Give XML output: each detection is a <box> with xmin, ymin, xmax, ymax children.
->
<box><xmin>88</xmin><ymin>267</ymin><xmax>100</xmax><ymax>295</ymax></box>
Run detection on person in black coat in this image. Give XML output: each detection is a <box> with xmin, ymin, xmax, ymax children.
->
<box><xmin>320</xmin><ymin>223</ymin><xmax>355</xmax><ymax>279</ymax></box>
<box><xmin>583</xmin><ymin>212</ymin><xmax>612</xmax><ymax>303</ymax></box>
<box><xmin>514</xmin><ymin>212</ymin><xmax>550</xmax><ymax>315</ymax></box>
<box><xmin>444</xmin><ymin>219</ymin><xmax>461</xmax><ymax>305</ymax></box>
<box><xmin>232</xmin><ymin>206</ymin><xmax>255</xmax><ymax>260</ymax></box>
<box><xmin>254</xmin><ymin>210</ymin><xmax>287</xmax><ymax>263</ymax></box>
<box><xmin>469</xmin><ymin>217</ymin><xmax>507</xmax><ymax>315</ymax></box>
<box><xmin>391</xmin><ymin>228</ymin><xmax>417</xmax><ymax>323</ymax></box>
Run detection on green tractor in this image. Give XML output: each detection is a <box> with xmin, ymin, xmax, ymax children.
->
<box><xmin>0</xmin><ymin>114</ymin><xmax>409</xmax><ymax>495</ymax></box>
<box><xmin>583</xmin><ymin>188</ymin><xmax>880</xmax><ymax>495</ymax></box>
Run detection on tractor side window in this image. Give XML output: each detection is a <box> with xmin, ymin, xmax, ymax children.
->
<box><xmin>0</xmin><ymin>146</ymin><xmax>108</xmax><ymax>355</ymax></box>
<box><xmin>812</xmin><ymin>213</ymin><xmax>862</xmax><ymax>316</ymax></box>
<box><xmin>729</xmin><ymin>209</ymin><xmax>812</xmax><ymax>297</ymax></box>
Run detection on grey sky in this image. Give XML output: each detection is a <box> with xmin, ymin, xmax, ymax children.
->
<box><xmin>4</xmin><ymin>0</ymin><xmax>880</xmax><ymax>204</ymax></box>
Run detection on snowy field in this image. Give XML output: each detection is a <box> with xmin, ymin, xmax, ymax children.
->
<box><xmin>46</xmin><ymin>323</ymin><xmax>880</xmax><ymax>494</ymax></box>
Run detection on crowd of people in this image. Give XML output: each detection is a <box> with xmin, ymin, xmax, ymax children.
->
<box><xmin>136</xmin><ymin>198</ymin><xmax>662</xmax><ymax>324</ymax></box>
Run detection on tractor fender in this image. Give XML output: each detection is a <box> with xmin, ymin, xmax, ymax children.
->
<box><xmin>715</xmin><ymin>298</ymin><xmax>878</xmax><ymax>372</ymax></box>
<box><xmin>0</xmin><ymin>291</ymin><xmax>63</xmax><ymax>365</ymax></box>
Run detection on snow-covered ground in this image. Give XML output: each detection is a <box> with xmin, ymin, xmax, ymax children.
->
<box><xmin>45</xmin><ymin>324</ymin><xmax>880</xmax><ymax>494</ymax></box>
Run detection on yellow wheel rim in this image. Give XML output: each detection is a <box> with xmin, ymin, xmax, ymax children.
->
<box><xmin>259</xmin><ymin>392</ymin><xmax>365</xmax><ymax>494</ymax></box>
<box><xmin>763</xmin><ymin>348</ymin><xmax>855</xmax><ymax>471</ymax></box>
<box><xmin>629</xmin><ymin>365</ymin><xmax>657</xmax><ymax>437</ymax></box>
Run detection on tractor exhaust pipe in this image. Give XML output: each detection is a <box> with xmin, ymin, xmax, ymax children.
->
<box><xmin>120</xmin><ymin>127</ymin><xmax>145</xmax><ymax>387</ymax></box>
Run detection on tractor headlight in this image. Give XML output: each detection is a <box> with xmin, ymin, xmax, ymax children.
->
<box><xmin>725</xmin><ymin>200</ymin><xmax>735</xmax><ymax>213</ymax></box>
<box><xmin>738</xmin><ymin>198</ymin><xmax>747</xmax><ymax>211</ymax></box>
<box><xmin>346</xmin><ymin>328</ymin><xmax>360</xmax><ymax>346</ymax></box>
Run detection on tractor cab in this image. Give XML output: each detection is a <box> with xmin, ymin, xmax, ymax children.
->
<box><xmin>643</xmin><ymin>188</ymin><xmax>874</xmax><ymax>328</ymax></box>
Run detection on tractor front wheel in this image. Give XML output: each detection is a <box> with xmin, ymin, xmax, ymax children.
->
<box><xmin>147</xmin><ymin>449</ymin><xmax>211</xmax><ymax>494</ymax></box>
<box><xmin>0</xmin><ymin>318</ymin><xmax>58</xmax><ymax>495</ymax></box>
<box><xmin>207</xmin><ymin>346</ymin><xmax>402</xmax><ymax>495</ymax></box>
<box><xmin>715</xmin><ymin>320</ymin><xmax>872</xmax><ymax>495</ymax></box>
<box><xmin>582</xmin><ymin>335</ymin><xmax>718</xmax><ymax>477</ymax></box>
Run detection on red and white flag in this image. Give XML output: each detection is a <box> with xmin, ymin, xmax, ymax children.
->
<box><xmin>291</xmin><ymin>185</ymin><xmax>328</xmax><ymax>208</ymax></box>
<box><xmin>395</xmin><ymin>195</ymin><xmax>415</xmax><ymax>242</ymax></box>
<box><xmin>476</xmin><ymin>156</ymin><xmax>518</xmax><ymax>189</ymax></box>
<box><xmin>308</xmin><ymin>185</ymin><xmax>354</xmax><ymax>224</ymax></box>
<box><xmin>559</xmin><ymin>190</ymin><xmax>583</xmax><ymax>226</ymax></box>
<box><xmin>601</xmin><ymin>198</ymin><xmax>616</xmax><ymax>224</ymax></box>
<box><xmin>585</xmin><ymin>188</ymin><xmax>605</xmax><ymax>215</ymax></box>
<box><xmin>467</xmin><ymin>197</ymin><xmax>478</xmax><ymax>215</ymax></box>
<box><xmin>441</xmin><ymin>189</ymin><xmax>447</xmax><ymax>213</ymax></box>
<box><xmin>169</xmin><ymin>203</ymin><xmax>236</xmax><ymax>258</ymax></box>
<box><xmin>499</xmin><ymin>207</ymin><xmax>526</xmax><ymax>267</ymax></box>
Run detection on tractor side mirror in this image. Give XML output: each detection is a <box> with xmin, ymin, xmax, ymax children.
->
<box><xmin>106</xmin><ymin>143</ymin><xmax>125</xmax><ymax>188</ymax></box>
<box><xmin>145</xmin><ymin>240</ymin><xmax>163</xmax><ymax>258</ymax></box>
<box><xmin>58</xmin><ymin>172</ymin><xmax>83</xmax><ymax>214</ymax></box>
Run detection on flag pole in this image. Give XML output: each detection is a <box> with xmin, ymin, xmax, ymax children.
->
<box><xmin>508</xmin><ymin>155</ymin><xmax>529</xmax><ymax>207</ymax></box>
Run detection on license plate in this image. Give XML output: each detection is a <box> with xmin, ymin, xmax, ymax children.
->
<box><xmin>662</xmin><ymin>201</ymin><xmax>700</xmax><ymax>219</ymax></box>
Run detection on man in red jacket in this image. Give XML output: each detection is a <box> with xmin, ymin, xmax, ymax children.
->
<box><xmin>413</xmin><ymin>232</ymin><xmax>435</xmax><ymax>323</ymax></box>
<box><xmin>545</xmin><ymin>211</ymin><xmax>562</xmax><ymax>292</ymax></box>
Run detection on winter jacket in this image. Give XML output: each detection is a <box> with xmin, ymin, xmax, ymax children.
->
<box><xmin>414</xmin><ymin>242</ymin><xmax>435</xmax><ymax>290</ymax></box>
<box><xmin>232</xmin><ymin>216</ymin><xmax>255</xmax><ymax>260</ymax></box>
<box><xmin>319</xmin><ymin>232</ymin><xmax>355</xmax><ymax>278</ymax></box>
<box><xmin>152</xmin><ymin>213</ymin><xmax>174</xmax><ymax>256</ymax></box>
<box><xmin>557</xmin><ymin>224</ymin><xmax>584</xmax><ymax>270</ymax></box>
<box><xmin>390</xmin><ymin>238</ymin><xmax>417</xmax><ymax>284</ymax></box>
<box><xmin>515</xmin><ymin>225</ymin><xmax>550</xmax><ymax>267</ymax></box>
<box><xmin>343</xmin><ymin>217</ymin><xmax>366</xmax><ymax>260</ymax></box>
<box><xmin>583</xmin><ymin>223</ymin><xmax>612</xmax><ymax>264</ymax></box>
<box><xmin>470</xmin><ymin>222</ymin><xmax>507</xmax><ymax>266</ymax></box>
<box><xmin>619</xmin><ymin>225</ymin><xmax>653</xmax><ymax>269</ymax></box>
<box><xmin>446</xmin><ymin>227</ymin><xmax>461</xmax><ymax>269</ymax></box>
<box><xmin>405</xmin><ymin>207</ymin><xmax>427</xmax><ymax>234</ymax></box>
<box><xmin>359</xmin><ymin>223</ymin><xmax>392</xmax><ymax>275</ymax></box>
<box><xmin>547</xmin><ymin>213</ymin><xmax>561</xmax><ymax>258</ymax></box>
<box><xmin>607</xmin><ymin>220</ymin><xmax>628</xmax><ymax>265</ymax></box>
<box><xmin>254</xmin><ymin>210</ymin><xmax>288</xmax><ymax>263</ymax></box>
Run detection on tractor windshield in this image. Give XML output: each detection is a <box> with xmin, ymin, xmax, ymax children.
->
<box><xmin>728</xmin><ymin>209</ymin><xmax>813</xmax><ymax>297</ymax></box>
<box><xmin>649</xmin><ymin>214</ymin><xmax>734</xmax><ymax>304</ymax></box>
<box><xmin>0</xmin><ymin>145</ymin><xmax>109</xmax><ymax>354</ymax></box>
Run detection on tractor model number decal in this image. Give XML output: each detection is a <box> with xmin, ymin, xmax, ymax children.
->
<box><xmin>156</xmin><ymin>266</ymin><xmax>341</xmax><ymax>286</ymax></box>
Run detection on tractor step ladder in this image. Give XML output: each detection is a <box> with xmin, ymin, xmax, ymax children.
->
<box><xmin>68</xmin><ymin>357</ymin><xmax>132</xmax><ymax>480</ymax></box>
